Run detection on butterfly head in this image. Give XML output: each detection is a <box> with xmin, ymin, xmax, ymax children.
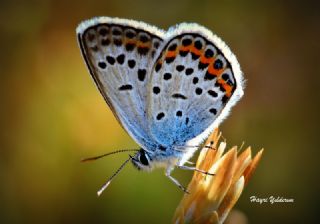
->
<box><xmin>131</xmin><ymin>149</ymin><xmax>152</xmax><ymax>171</ymax></box>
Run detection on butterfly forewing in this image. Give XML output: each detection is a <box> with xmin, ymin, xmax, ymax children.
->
<box><xmin>147</xmin><ymin>24</ymin><xmax>243</xmax><ymax>147</ymax></box>
<box><xmin>77</xmin><ymin>17</ymin><xmax>165</xmax><ymax>149</ymax></box>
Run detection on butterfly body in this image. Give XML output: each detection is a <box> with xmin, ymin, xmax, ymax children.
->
<box><xmin>77</xmin><ymin>17</ymin><xmax>243</xmax><ymax>193</ymax></box>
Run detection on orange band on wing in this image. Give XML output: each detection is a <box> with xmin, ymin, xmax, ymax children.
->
<box><xmin>217</xmin><ymin>78</ymin><xmax>233</xmax><ymax>97</ymax></box>
<box><xmin>166</xmin><ymin>51</ymin><xmax>177</xmax><ymax>58</ymax></box>
<box><xmin>126</xmin><ymin>40</ymin><xmax>136</xmax><ymax>44</ymax></box>
<box><xmin>180</xmin><ymin>46</ymin><xmax>192</xmax><ymax>52</ymax></box>
<box><xmin>190</xmin><ymin>47</ymin><xmax>202</xmax><ymax>56</ymax></box>
<box><xmin>137</xmin><ymin>42</ymin><xmax>150</xmax><ymax>47</ymax></box>
<box><xmin>207</xmin><ymin>62</ymin><xmax>224</xmax><ymax>75</ymax></box>
<box><xmin>200</xmin><ymin>56</ymin><xmax>214</xmax><ymax>64</ymax></box>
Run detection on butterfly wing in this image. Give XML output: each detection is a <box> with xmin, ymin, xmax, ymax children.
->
<box><xmin>77</xmin><ymin>17</ymin><xmax>165</xmax><ymax>150</ymax></box>
<box><xmin>147</xmin><ymin>23</ymin><xmax>244</xmax><ymax>147</ymax></box>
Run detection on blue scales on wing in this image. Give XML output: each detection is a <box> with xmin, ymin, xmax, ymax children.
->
<box><xmin>147</xmin><ymin>24</ymin><xmax>243</xmax><ymax>149</ymax></box>
<box><xmin>77</xmin><ymin>17</ymin><xmax>165</xmax><ymax>150</ymax></box>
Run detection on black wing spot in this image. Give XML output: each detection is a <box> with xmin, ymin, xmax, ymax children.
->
<box><xmin>204</xmin><ymin>72</ymin><xmax>216</xmax><ymax>81</ymax></box>
<box><xmin>179</xmin><ymin>50</ymin><xmax>188</xmax><ymax>57</ymax></box>
<box><xmin>151</xmin><ymin>50</ymin><xmax>156</xmax><ymax>58</ymax></box>
<box><xmin>172</xmin><ymin>93</ymin><xmax>187</xmax><ymax>100</ymax></box>
<box><xmin>159</xmin><ymin>145</ymin><xmax>166</xmax><ymax>151</ymax></box>
<box><xmin>185</xmin><ymin>117</ymin><xmax>189</xmax><ymax>125</ymax></box>
<box><xmin>87</xmin><ymin>33</ymin><xmax>95</xmax><ymax>42</ymax></box>
<box><xmin>208</xmin><ymin>90</ymin><xmax>218</xmax><ymax>98</ymax></box>
<box><xmin>154</xmin><ymin>41</ymin><xmax>160</xmax><ymax>49</ymax></box>
<box><xmin>168</xmin><ymin>43</ymin><xmax>177</xmax><ymax>51</ymax></box>
<box><xmin>138</xmin><ymin>47</ymin><xmax>149</xmax><ymax>55</ymax></box>
<box><xmin>209</xmin><ymin>108</ymin><xmax>217</xmax><ymax>115</ymax></box>
<box><xmin>193</xmin><ymin>77</ymin><xmax>199</xmax><ymax>84</ymax></box>
<box><xmin>125</xmin><ymin>30</ymin><xmax>135</xmax><ymax>38</ymax></box>
<box><xmin>139</xmin><ymin>34</ymin><xmax>150</xmax><ymax>43</ymax></box>
<box><xmin>198</xmin><ymin>62</ymin><xmax>208</xmax><ymax>70</ymax></box>
<box><xmin>192</xmin><ymin>53</ymin><xmax>200</xmax><ymax>60</ymax></box>
<box><xmin>125</xmin><ymin>43</ymin><xmax>135</xmax><ymax>51</ymax></box>
<box><xmin>118</xmin><ymin>84</ymin><xmax>133</xmax><ymax>91</ymax></box>
<box><xmin>176</xmin><ymin>65</ymin><xmax>185</xmax><ymax>72</ymax></box>
<box><xmin>165</xmin><ymin>57</ymin><xmax>175</xmax><ymax>64</ymax></box>
<box><xmin>227</xmin><ymin>80</ymin><xmax>235</xmax><ymax>86</ymax></box>
<box><xmin>153</xmin><ymin>86</ymin><xmax>161</xmax><ymax>94</ymax></box>
<box><xmin>101</xmin><ymin>39</ymin><xmax>110</xmax><ymax>46</ymax></box>
<box><xmin>222</xmin><ymin>95</ymin><xmax>229</xmax><ymax>104</ymax></box>
<box><xmin>113</xmin><ymin>38</ymin><xmax>122</xmax><ymax>46</ymax></box>
<box><xmin>112</xmin><ymin>28</ymin><xmax>122</xmax><ymax>35</ymax></box>
<box><xmin>116</xmin><ymin>54</ymin><xmax>125</xmax><ymax>64</ymax></box>
<box><xmin>195</xmin><ymin>88</ymin><xmax>203</xmax><ymax>95</ymax></box>
<box><xmin>156</xmin><ymin>112</ymin><xmax>165</xmax><ymax>120</ymax></box>
<box><xmin>219</xmin><ymin>86</ymin><xmax>226</xmax><ymax>92</ymax></box>
<box><xmin>163</xmin><ymin>73</ymin><xmax>172</xmax><ymax>80</ymax></box>
<box><xmin>214</xmin><ymin>59</ymin><xmax>223</xmax><ymax>70</ymax></box>
<box><xmin>182</xmin><ymin>38</ymin><xmax>192</xmax><ymax>46</ymax></box>
<box><xmin>176</xmin><ymin>110</ymin><xmax>182</xmax><ymax>117</ymax></box>
<box><xmin>128</xmin><ymin>59</ymin><xmax>136</xmax><ymax>69</ymax></box>
<box><xmin>99</xmin><ymin>28</ymin><xmax>108</xmax><ymax>36</ymax></box>
<box><xmin>138</xmin><ymin>69</ymin><xmax>146</xmax><ymax>81</ymax></box>
<box><xmin>106</xmin><ymin>56</ymin><xmax>115</xmax><ymax>65</ymax></box>
<box><xmin>155</xmin><ymin>63</ymin><xmax>162</xmax><ymax>72</ymax></box>
<box><xmin>194</xmin><ymin>40</ymin><xmax>203</xmax><ymax>50</ymax></box>
<box><xmin>205</xmin><ymin>49</ymin><xmax>214</xmax><ymax>58</ymax></box>
<box><xmin>185</xmin><ymin>68</ymin><xmax>194</xmax><ymax>76</ymax></box>
<box><xmin>98</xmin><ymin>61</ymin><xmax>107</xmax><ymax>69</ymax></box>
<box><xmin>222</xmin><ymin>73</ymin><xmax>230</xmax><ymax>81</ymax></box>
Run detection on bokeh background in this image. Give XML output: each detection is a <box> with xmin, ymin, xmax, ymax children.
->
<box><xmin>1</xmin><ymin>0</ymin><xmax>319</xmax><ymax>223</ymax></box>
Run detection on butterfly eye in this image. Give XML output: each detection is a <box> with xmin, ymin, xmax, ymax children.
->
<box><xmin>139</xmin><ymin>151</ymin><xmax>149</xmax><ymax>166</ymax></box>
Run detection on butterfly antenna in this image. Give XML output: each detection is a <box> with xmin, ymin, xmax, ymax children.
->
<box><xmin>97</xmin><ymin>156</ymin><xmax>133</xmax><ymax>196</ymax></box>
<box><xmin>81</xmin><ymin>149</ymin><xmax>139</xmax><ymax>162</ymax></box>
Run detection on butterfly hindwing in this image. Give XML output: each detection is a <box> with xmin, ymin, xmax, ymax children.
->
<box><xmin>147</xmin><ymin>23</ymin><xmax>244</xmax><ymax>147</ymax></box>
<box><xmin>77</xmin><ymin>17</ymin><xmax>165</xmax><ymax>149</ymax></box>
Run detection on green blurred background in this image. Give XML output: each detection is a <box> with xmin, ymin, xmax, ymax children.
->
<box><xmin>1</xmin><ymin>0</ymin><xmax>319</xmax><ymax>223</ymax></box>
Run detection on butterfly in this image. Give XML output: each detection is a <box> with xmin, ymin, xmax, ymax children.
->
<box><xmin>76</xmin><ymin>17</ymin><xmax>244</xmax><ymax>195</ymax></box>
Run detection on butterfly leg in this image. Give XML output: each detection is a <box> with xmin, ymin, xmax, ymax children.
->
<box><xmin>185</xmin><ymin>161</ymin><xmax>195</xmax><ymax>165</ymax></box>
<box><xmin>165</xmin><ymin>168</ymin><xmax>190</xmax><ymax>194</ymax></box>
<box><xmin>177</xmin><ymin>165</ymin><xmax>215</xmax><ymax>176</ymax></box>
